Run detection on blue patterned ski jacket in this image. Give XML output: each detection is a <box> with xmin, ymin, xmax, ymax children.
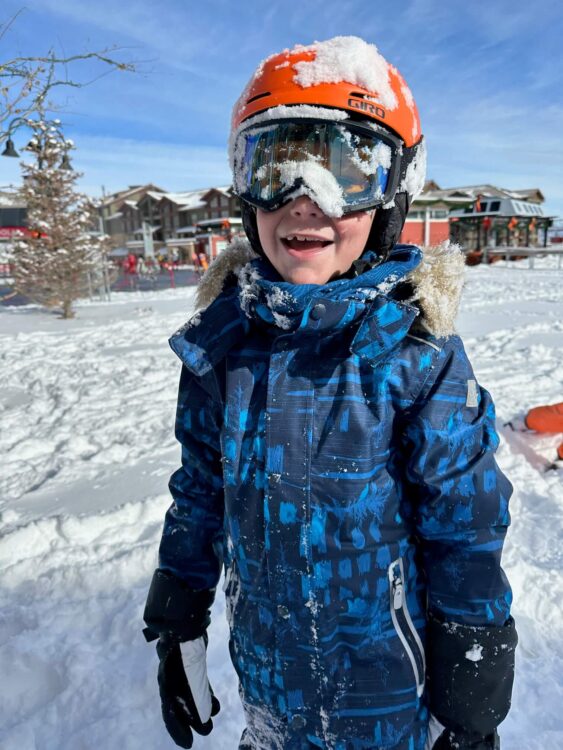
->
<box><xmin>159</xmin><ymin>242</ymin><xmax>513</xmax><ymax>750</ymax></box>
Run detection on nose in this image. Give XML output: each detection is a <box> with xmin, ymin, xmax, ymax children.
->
<box><xmin>289</xmin><ymin>195</ymin><xmax>321</xmax><ymax>218</ymax></box>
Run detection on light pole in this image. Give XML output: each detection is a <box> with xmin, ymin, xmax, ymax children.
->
<box><xmin>1</xmin><ymin>117</ymin><xmax>73</xmax><ymax>171</ymax></box>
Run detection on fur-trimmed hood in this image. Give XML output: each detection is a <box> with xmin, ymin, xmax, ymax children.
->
<box><xmin>194</xmin><ymin>237</ymin><xmax>465</xmax><ymax>338</ymax></box>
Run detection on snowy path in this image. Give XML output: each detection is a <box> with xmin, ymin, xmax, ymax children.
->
<box><xmin>1</xmin><ymin>264</ymin><xmax>562</xmax><ymax>749</ymax></box>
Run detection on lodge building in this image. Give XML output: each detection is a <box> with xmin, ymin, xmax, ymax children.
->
<box><xmin>1</xmin><ymin>182</ymin><xmax>557</xmax><ymax>264</ymax></box>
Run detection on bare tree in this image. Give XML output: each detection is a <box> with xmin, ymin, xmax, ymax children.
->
<box><xmin>1</xmin><ymin>9</ymin><xmax>135</xmax><ymax>144</ymax></box>
<box><xmin>11</xmin><ymin>119</ymin><xmax>108</xmax><ymax>318</ymax></box>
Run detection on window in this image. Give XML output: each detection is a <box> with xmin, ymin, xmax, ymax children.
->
<box><xmin>490</xmin><ymin>201</ymin><xmax>500</xmax><ymax>212</ymax></box>
<box><xmin>0</xmin><ymin>207</ymin><xmax>26</xmax><ymax>227</ymax></box>
<box><xmin>408</xmin><ymin>210</ymin><xmax>424</xmax><ymax>220</ymax></box>
<box><xmin>430</xmin><ymin>209</ymin><xmax>448</xmax><ymax>219</ymax></box>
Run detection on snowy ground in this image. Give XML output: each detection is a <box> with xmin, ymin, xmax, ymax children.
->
<box><xmin>1</xmin><ymin>259</ymin><xmax>562</xmax><ymax>749</ymax></box>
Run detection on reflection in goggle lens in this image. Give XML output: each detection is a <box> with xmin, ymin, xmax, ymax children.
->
<box><xmin>240</xmin><ymin>121</ymin><xmax>393</xmax><ymax>210</ymax></box>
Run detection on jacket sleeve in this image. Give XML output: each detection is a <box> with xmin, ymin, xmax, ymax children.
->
<box><xmin>399</xmin><ymin>335</ymin><xmax>517</xmax><ymax>738</ymax></box>
<box><xmin>144</xmin><ymin>365</ymin><xmax>225</xmax><ymax>642</ymax></box>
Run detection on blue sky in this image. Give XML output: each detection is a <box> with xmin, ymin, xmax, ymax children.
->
<box><xmin>1</xmin><ymin>0</ymin><xmax>562</xmax><ymax>218</ymax></box>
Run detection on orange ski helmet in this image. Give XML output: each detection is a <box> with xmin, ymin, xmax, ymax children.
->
<box><xmin>231</xmin><ymin>36</ymin><xmax>426</xmax><ymax>261</ymax></box>
<box><xmin>232</xmin><ymin>37</ymin><xmax>421</xmax><ymax>148</ymax></box>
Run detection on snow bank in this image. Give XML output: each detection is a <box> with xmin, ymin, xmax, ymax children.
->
<box><xmin>1</xmin><ymin>263</ymin><xmax>562</xmax><ymax>749</ymax></box>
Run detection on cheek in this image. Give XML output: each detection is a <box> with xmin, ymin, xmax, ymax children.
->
<box><xmin>256</xmin><ymin>211</ymin><xmax>278</xmax><ymax>254</ymax></box>
<box><xmin>337</xmin><ymin>213</ymin><xmax>374</xmax><ymax>251</ymax></box>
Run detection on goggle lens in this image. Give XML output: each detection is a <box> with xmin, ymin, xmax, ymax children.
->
<box><xmin>235</xmin><ymin>120</ymin><xmax>397</xmax><ymax>213</ymax></box>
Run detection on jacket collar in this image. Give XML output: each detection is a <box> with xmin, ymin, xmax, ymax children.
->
<box><xmin>170</xmin><ymin>238</ymin><xmax>465</xmax><ymax>373</ymax></box>
<box><xmin>169</xmin><ymin>288</ymin><xmax>249</xmax><ymax>376</ymax></box>
<box><xmin>194</xmin><ymin>236</ymin><xmax>466</xmax><ymax>341</ymax></box>
<box><xmin>238</xmin><ymin>245</ymin><xmax>421</xmax><ymax>335</ymax></box>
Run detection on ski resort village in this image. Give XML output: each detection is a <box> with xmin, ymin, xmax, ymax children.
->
<box><xmin>1</xmin><ymin>6</ymin><xmax>562</xmax><ymax>750</ymax></box>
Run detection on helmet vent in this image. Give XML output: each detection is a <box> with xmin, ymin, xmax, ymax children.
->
<box><xmin>247</xmin><ymin>91</ymin><xmax>271</xmax><ymax>104</ymax></box>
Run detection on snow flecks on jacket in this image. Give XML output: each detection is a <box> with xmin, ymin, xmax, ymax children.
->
<box><xmin>195</xmin><ymin>239</ymin><xmax>464</xmax><ymax>339</ymax></box>
<box><xmin>162</xmin><ymin>243</ymin><xmax>513</xmax><ymax>748</ymax></box>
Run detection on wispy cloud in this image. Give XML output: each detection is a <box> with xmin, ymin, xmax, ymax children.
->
<box><xmin>0</xmin><ymin>134</ymin><xmax>231</xmax><ymax>196</ymax></box>
<box><xmin>75</xmin><ymin>135</ymin><xmax>232</xmax><ymax>195</ymax></box>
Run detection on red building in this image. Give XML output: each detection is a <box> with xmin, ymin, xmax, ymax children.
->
<box><xmin>399</xmin><ymin>180</ymin><xmax>472</xmax><ymax>246</ymax></box>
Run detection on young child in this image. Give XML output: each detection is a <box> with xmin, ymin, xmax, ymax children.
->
<box><xmin>144</xmin><ymin>36</ymin><xmax>517</xmax><ymax>750</ymax></box>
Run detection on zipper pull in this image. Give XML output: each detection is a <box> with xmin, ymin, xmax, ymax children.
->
<box><xmin>393</xmin><ymin>578</ymin><xmax>403</xmax><ymax>609</ymax></box>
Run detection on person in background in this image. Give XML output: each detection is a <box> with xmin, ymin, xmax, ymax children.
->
<box><xmin>197</xmin><ymin>249</ymin><xmax>209</xmax><ymax>273</ymax></box>
<box><xmin>124</xmin><ymin>251</ymin><xmax>138</xmax><ymax>289</ymax></box>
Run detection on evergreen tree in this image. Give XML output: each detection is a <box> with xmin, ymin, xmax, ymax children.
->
<box><xmin>12</xmin><ymin>119</ymin><xmax>107</xmax><ymax>318</ymax></box>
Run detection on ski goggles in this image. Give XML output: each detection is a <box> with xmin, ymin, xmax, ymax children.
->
<box><xmin>232</xmin><ymin>118</ymin><xmax>402</xmax><ymax>215</ymax></box>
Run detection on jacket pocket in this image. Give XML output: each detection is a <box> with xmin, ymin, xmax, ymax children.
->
<box><xmin>388</xmin><ymin>557</ymin><xmax>426</xmax><ymax>697</ymax></box>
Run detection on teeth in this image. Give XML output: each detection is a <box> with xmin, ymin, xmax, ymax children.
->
<box><xmin>286</xmin><ymin>235</ymin><xmax>328</xmax><ymax>242</ymax></box>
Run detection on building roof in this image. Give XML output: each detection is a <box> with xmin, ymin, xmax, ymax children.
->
<box><xmin>414</xmin><ymin>183</ymin><xmax>547</xmax><ymax>211</ymax></box>
<box><xmin>142</xmin><ymin>189</ymin><xmax>211</xmax><ymax>211</ymax></box>
<box><xmin>104</xmin><ymin>185</ymin><xmax>235</xmax><ymax>212</ymax></box>
<box><xmin>0</xmin><ymin>190</ymin><xmax>25</xmax><ymax>208</ymax></box>
<box><xmin>100</xmin><ymin>184</ymin><xmax>165</xmax><ymax>207</ymax></box>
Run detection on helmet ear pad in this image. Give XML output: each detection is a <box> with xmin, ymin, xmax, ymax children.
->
<box><xmin>366</xmin><ymin>191</ymin><xmax>409</xmax><ymax>261</ymax></box>
<box><xmin>241</xmin><ymin>201</ymin><xmax>264</xmax><ymax>256</ymax></box>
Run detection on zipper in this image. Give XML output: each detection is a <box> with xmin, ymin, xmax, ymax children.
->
<box><xmin>388</xmin><ymin>557</ymin><xmax>426</xmax><ymax>697</ymax></box>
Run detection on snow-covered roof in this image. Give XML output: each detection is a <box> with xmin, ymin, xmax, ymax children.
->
<box><xmin>179</xmin><ymin>200</ymin><xmax>207</xmax><ymax>211</ymax></box>
<box><xmin>416</xmin><ymin>183</ymin><xmax>546</xmax><ymax>206</ymax></box>
<box><xmin>100</xmin><ymin>184</ymin><xmax>165</xmax><ymax>206</ymax></box>
<box><xmin>141</xmin><ymin>189</ymin><xmax>210</xmax><ymax>209</ymax></box>
<box><xmin>0</xmin><ymin>190</ymin><xmax>25</xmax><ymax>208</ymax></box>
<box><xmin>449</xmin><ymin>197</ymin><xmax>548</xmax><ymax>219</ymax></box>
<box><xmin>177</xmin><ymin>195</ymin><xmax>208</xmax><ymax>210</ymax></box>
<box><xmin>504</xmin><ymin>188</ymin><xmax>544</xmax><ymax>203</ymax></box>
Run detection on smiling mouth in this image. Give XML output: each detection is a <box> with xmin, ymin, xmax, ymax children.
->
<box><xmin>281</xmin><ymin>235</ymin><xmax>334</xmax><ymax>251</ymax></box>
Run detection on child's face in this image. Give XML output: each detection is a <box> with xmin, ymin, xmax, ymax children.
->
<box><xmin>256</xmin><ymin>196</ymin><xmax>375</xmax><ymax>285</ymax></box>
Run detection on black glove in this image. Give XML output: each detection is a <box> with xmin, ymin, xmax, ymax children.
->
<box><xmin>426</xmin><ymin>615</ymin><xmax>517</xmax><ymax>739</ymax></box>
<box><xmin>432</xmin><ymin>728</ymin><xmax>500</xmax><ymax>749</ymax></box>
<box><xmin>156</xmin><ymin>633</ymin><xmax>220</xmax><ymax>749</ymax></box>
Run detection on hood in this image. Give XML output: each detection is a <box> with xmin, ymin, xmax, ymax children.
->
<box><xmin>194</xmin><ymin>236</ymin><xmax>465</xmax><ymax>338</ymax></box>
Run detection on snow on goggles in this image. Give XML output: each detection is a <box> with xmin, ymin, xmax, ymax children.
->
<box><xmin>233</xmin><ymin>118</ymin><xmax>402</xmax><ymax>215</ymax></box>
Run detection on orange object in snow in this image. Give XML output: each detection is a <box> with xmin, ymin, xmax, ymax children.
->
<box><xmin>526</xmin><ymin>402</ymin><xmax>563</xmax><ymax>460</ymax></box>
<box><xmin>525</xmin><ymin>402</ymin><xmax>563</xmax><ymax>432</ymax></box>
